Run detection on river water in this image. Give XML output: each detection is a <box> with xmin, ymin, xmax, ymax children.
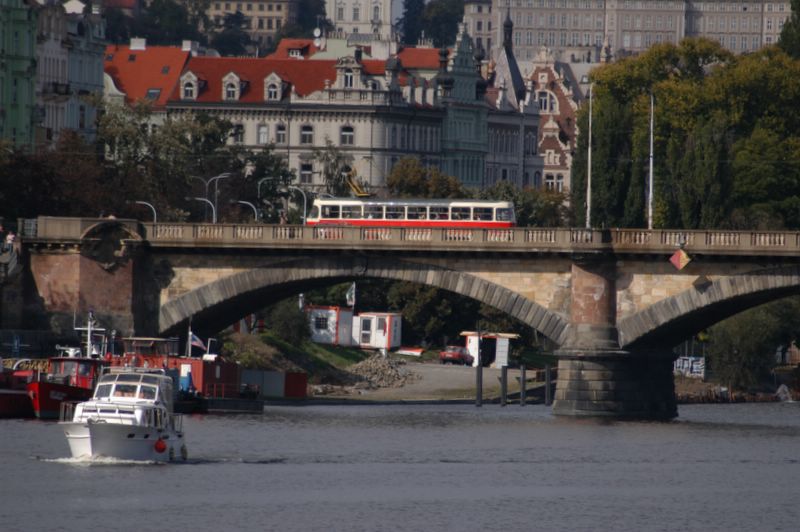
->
<box><xmin>2</xmin><ymin>403</ymin><xmax>799</xmax><ymax>532</ymax></box>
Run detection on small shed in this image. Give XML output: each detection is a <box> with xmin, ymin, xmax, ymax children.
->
<box><xmin>460</xmin><ymin>331</ymin><xmax>519</xmax><ymax>368</ymax></box>
<box><xmin>353</xmin><ymin>312</ymin><xmax>402</xmax><ymax>350</ymax></box>
<box><xmin>306</xmin><ymin>305</ymin><xmax>353</xmax><ymax>346</ymax></box>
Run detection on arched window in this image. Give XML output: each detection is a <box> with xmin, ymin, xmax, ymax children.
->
<box><xmin>373</xmin><ymin>5</ymin><xmax>380</xmax><ymax>21</ymax></box>
<box><xmin>225</xmin><ymin>82</ymin><xmax>238</xmax><ymax>100</ymax></box>
<box><xmin>183</xmin><ymin>82</ymin><xmax>195</xmax><ymax>99</ymax></box>
<box><xmin>340</xmin><ymin>125</ymin><xmax>354</xmax><ymax>145</ymax></box>
<box><xmin>267</xmin><ymin>83</ymin><xmax>279</xmax><ymax>100</ymax></box>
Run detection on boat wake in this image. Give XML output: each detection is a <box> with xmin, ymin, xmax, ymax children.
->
<box><xmin>40</xmin><ymin>456</ymin><xmax>163</xmax><ymax>466</ymax></box>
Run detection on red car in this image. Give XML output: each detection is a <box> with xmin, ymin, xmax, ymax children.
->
<box><xmin>439</xmin><ymin>346</ymin><xmax>474</xmax><ymax>366</ymax></box>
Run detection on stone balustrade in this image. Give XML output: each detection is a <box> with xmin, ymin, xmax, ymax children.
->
<box><xmin>18</xmin><ymin>216</ymin><xmax>800</xmax><ymax>257</ymax></box>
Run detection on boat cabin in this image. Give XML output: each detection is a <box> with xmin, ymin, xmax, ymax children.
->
<box><xmin>47</xmin><ymin>357</ymin><xmax>105</xmax><ymax>389</ymax></box>
<box><xmin>94</xmin><ymin>370</ymin><xmax>175</xmax><ymax>412</ymax></box>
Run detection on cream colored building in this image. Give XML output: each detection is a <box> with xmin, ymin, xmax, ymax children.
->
<box><xmin>464</xmin><ymin>1</ymin><xmax>792</xmax><ymax>63</ymax></box>
<box><xmin>207</xmin><ymin>0</ymin><xmax>296</xmax><ymax>48</ymax></box>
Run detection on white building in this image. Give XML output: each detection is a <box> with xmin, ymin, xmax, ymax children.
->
<box><xmin>307</xmin><ymin>305</ymin><xmax>354</xmax><ymax>346</ymax></box>
<box><xmin>352</xmin><ymin>311</ymin><xmax>401</xmax><ymax>350</ymax></box>
<box><xmin>326</xmin><ymin>0</ymin><xmax>394</xmax><ymax>41</ymax></box>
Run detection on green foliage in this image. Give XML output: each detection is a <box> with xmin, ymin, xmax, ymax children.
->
<box><xmin>421</xmin><ymin>0</ymin><xmax>464</xmax><ymax>47</ymax></box>
<box><xmin>705</xmin><ymin>299</ymin><xmax>800</xmax><ymax>390</ymax></box>
<box><xmin>267</xmin><ymin>299</ymin><xmax>310</xmax><ymax>344</ymax></box>
<box><xmin>572</xmin><ymin>38</ymin><xmax>800</xmax><ymax>230</ymax></box>
<box><xmin>480</xmin><ymin>179</ymin><xmax>569</xmax><ymax>227</ymax></box>
<box><xmin>401</xmin><ymin>0</ymin><xmax>426</xmax><ymax>45</ymax></box>
<box><xmin>386</xmin><ymin>156</ymin><xmax>467</xmax><ymax>198</ymax></box>
<box><xmin>104</xmin><ymin>1</ymin><xmax>209</xmax><ymax>46</ymax></box>
<box><xmin>313</xmin><ymin>139</ymin><xmax>355</xmax><ymax>196</ymax></box>
<box><xmin>779</xmin><ymin>0</ymin><xmax>800</xmax><ymax>59</ymax></box>
<box><xmin>211</xmin><ymin>11</ymin><xmax>252</xmax><ymax>56</ymax></box>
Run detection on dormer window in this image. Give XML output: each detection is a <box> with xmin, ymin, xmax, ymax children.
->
<box><xmin>183</xmin><ymin>81</ymin><xmax>195</xmax><ymax>100</ymax></box>
<box><xmin>225</xmin><ymin>82</ymin><xmax>238</xmax><ymax>100</ymax></box>
<box><xmin>344</xmin><ymin>69</ymin><xmax>354</xmax><ymax>88</ymax></box>
<box><xmin>267</xmin><ymin>83</ymin><xmax>279</xmax><ymax>101</ymax></box>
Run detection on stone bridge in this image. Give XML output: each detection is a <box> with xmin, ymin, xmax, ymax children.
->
<box><xmin>7</xmin><ymin>216</ymin><xmax>800</xmax><ymax>419</ymax></box>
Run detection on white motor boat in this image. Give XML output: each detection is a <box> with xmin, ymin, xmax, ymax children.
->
<box><xmin>60</xmin><ymin>368</ymin><xmax>187</xmax><ymax>462</ymax></box>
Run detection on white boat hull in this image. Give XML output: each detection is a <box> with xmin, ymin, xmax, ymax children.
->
<box><xmin>62</xmin><ymin>421</ymin><xmax>187</xmax><ymax>462</ymax></box>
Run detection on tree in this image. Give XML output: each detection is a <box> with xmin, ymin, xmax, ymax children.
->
<box><xmin>480</xmin><ymin>178</ymin><xmax>569</xmax><ymax>227</ymax></box>
<box><xmin>313</xmin><ymin>139</ymin><xmax>354</xmax><ymax>196</ymax></box>
<box><xmin>211</xmin><ymin>11</ymin><xmax>252</xmax><ymax>56</ymax></box>
<box><xmin>779</xmin><ymin>0</ymin><xmax>800</xmax><ymax>59</ymax></box>
<box><xmin>401</xmin><ymin>0</ymin><xmax>426</xmax><ymax>45</ymax></box>
<box><xmin>386</xmin><ymin>156</ymin><xmax>467</xmax><ymax>198</ymax></box>
<box><xmin>420</xmin><ymin>0</ymin><xmax>464</xmax><ymax>47</ymax></box>
<box><xmin>705</xmin><ymin>300</ymin><xmax>800</xmax><ymax>390</ymax></box>
<box><xmin>138</xmin><ymin>0</ymin><xmax>207</xmax><ymax>46</ymax></box>
<box><xmin>267</xmin><ymin>298</ymin><xmax>310</xmax><ymax>344</ymax></box>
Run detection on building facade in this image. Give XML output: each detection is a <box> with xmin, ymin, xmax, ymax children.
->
<box><xmin>1</xmin><ymin>0</ymin><xmax>38</xmax><ymax>150</ymax></box>
<box><xmin>463</xmin><ymin>1</ymin><xmax>792</xmax><ymax>64</ymax></box>
<box><xmin>35</xmin><ymin>0</ymin><xmax>106</xmax><ymax>148</ymax></box>
<box><xmin>206</xmin><ymin>0</ymin><xmax>296</xmax><ymax>49</ymax></box>
<box><xmin>326</xmin><ymin>0</ymin><xmax>394</xmax><ymax>40</ymax></box>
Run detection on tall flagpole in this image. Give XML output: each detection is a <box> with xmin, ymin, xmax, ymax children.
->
<box><xmin>648</xmin><ymin>91</ymin><xmax>655</xmax><ymax>230</ymax></box>
<box><xmin>586</xmin><ymin>82</ymin><xmax>593</xmax><ymax>229</ymax></box>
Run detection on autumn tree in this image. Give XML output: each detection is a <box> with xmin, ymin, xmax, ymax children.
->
<box><xmin>386</xmin><ymin>156</ymin><xmax>467</xmax><ymax>198</ymax></box>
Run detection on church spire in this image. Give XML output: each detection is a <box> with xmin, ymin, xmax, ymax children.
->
<box><xmin>503</xmin><ymin>8</ymin><xmax>513</xmax><ymax>52</ymax></box>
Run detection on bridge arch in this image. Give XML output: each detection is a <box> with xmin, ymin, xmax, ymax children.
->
<box><xmin>618</xmin><ymin>265</ymin><xmax>800</xmax><ymax>349</ymax></box>
<box><xmin>158</xmin><ymin>255</ymin><xmax>569</xmax><ymax>342</ymax></box>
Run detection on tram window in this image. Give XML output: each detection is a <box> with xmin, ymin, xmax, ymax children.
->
<box><xmin>430</xmin><ymin>206</ymin><xmax>448</xmax><ymax>220</ymax></box>
<box><xmin>309</xmin><ymin>206</ymin><xmax>320</xmax><ymax>219</ymax></box>
<box><xmin>385</xmin><ymin>206</ymin><xmax>405</xmax><ymax>219</ymax></box>
<box><xmin>364</xmin><ymin>205</ymin><xmax>383</xmax><ymax>219</ymax></box>
<box><xmin>407</xmin><ymin>206</ymin><xmax>427</xmax><ymax>220</ymax></box>
<box><xmin>496</xmin><ymin>208</ymin><xmax>513</xmax><ymax>222</ymax></box>
<box><xmin>451</xmin><ymin>207</ymin><xmax>470</xmax><ymax>220</ymax></box>
<box><xmin>473</xmin><ymin>208</ymin><xmax>492</xmax><ymax>221</ymax></box>
<box><xmin>342</xmin><ymin>205</ymin><xmax>362</xmax><ymax>219</ymax></box>
<box><xmin>322</xmin><ymin>205</ymin><xmax>340</xmax><ymax>219</ymax></box>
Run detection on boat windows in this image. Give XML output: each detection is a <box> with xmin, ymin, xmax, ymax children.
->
<box><xmin>451</xmin><ymin>207</ymin><xmax>470</xmax><ymax>220</ymax></box>
<box><xmin>117</xmin><ymin>374</ymin><xmax>141</xmax><ymax>383</ymax></box>
<box><xmin>407</xmin><ymin>206</ymin><xmax>427</xmax><ymax>220</ymax></box>
<box><xmin>141</xmin><ymin>375</ymin><xmax>159</xmax><ymax>385</ymax></box>
<box><xmin>138</xmin><ymin>385</ymin><xmax>157</xmax><ymax>400</ymax></box>
<box><xmin>113</xmin><ymin>384</ymin><xmax>138</xmax><ymax>397</ymax></box>
<box><xmin>364</xmin><ymin>204</ymin><xmax>383</xmax><ymax>219</ymax></box>
<box><xmin>341</xmin><ymin>205</ymin><xmax>362</xmax><ymax>219</ymax></box>
<box><xmin>95</xmin><ymin>383</ymin><xmax>113</xmax><ymax>398</ymax></box>
<box><xmin>430</xmin><ymin>206</ymin><xmax>448</xmax><ymax>220</ymax></box>
<box><xmin>473</xmin><ymin>208</ymin><xmax>492</xmax><ymax>221</ymax></box>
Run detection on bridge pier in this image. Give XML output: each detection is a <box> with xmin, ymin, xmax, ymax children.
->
<box><xmin>550</xmin><ymin>260</ymin><xmax>677</xmax><ymax>419</ymax></box>
<box><xmin>552</xmin><ymin>350</ymin><xmax>677</xmax><ymax>419</ymax></box>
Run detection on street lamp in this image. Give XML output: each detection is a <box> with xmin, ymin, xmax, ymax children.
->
<box><xmin>127</xmin><ymin>200</ymin><xmax>157</xmax><ymax>223</ymax></box>
<box><xmin>288</xmin><ymin>185</ymin><xmax>307</xmax><ymax>225</ymax></box>
<box><xmin>185</xmin><ymin>196</ymin><xmax>216</xmax><ymax>224</ymax></box>
<box><xmin>192</xmin><ymin>172</ymin><xmax>231</xmax><ymax>221</ymax></box>
<box><xmin>230</xmin><ymin>199</ymin><xmax>259</xmax><ymax>221</ymax></box>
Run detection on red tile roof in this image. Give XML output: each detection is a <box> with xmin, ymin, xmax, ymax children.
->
<box><xmin>266</xmin><ymin>39</ymin><xmax>320</xmax><ymax>60</ymax></box>
<box><xmin>104</xmin><ymin>44</ymin><xmax>191</xmax><ymax>108</ymax></box>
<box><xmin>173</xmin><ymin>57</ymin><xmax>340</xmax><ymax>102</ymax></box>
<box><xmin>360</xmin><ymin>59</ymin><xmax>385</xmax><ymax>76</ymax></box>
<box><xmin>397</xmin><ymin>47</ymin><xmax>447</xmax><ymax>70</ymax></box>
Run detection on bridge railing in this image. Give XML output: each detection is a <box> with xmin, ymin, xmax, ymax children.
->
<box><xmin>18</xmin><ymin>217</ymin><xmax>800</xmax><ymax>256</ymax></box>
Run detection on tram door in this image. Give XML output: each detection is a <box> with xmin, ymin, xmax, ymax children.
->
<box><xmin>360</xmin><ymin>318</ymin><xmax>372</xmax><ymax>345</ymax></box>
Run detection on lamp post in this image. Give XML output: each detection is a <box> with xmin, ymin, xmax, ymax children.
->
<box><xmin>231</xmin><ymin>199</ymin><xmax>259</xmax><ymax>221</ymax></box>
<box><xmin>127</xmin><ymin>200</ymin><xmax>157</xmax><ymax>223</ymax></box>
<box><xmin>288</xmin><ymin>185</ymin><xmax>307</xmax><ymax>224</ymax></box>
<box><xmin>192</xmin><ymin>172</ymin><xmax>231</xmax><ymax>222</ymax></box>
<box><xmin>186</xmin><ymin>196</ymin><xmax>216</xmax><ymax>224</ymax></box>
<box><xmin>586</xmin><ymin>82</ymin><xmax>593</xmax><ymax>229</ymax></box>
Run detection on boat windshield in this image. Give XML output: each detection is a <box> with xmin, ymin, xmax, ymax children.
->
<box><xmin>95</xmin><ymin>383</ymin><xmax>113</xmax><ymax>398</ymax></box>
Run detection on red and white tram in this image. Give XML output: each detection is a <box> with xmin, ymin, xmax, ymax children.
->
<box><xmin>306</xmin><ymin>198</ymin><xmax>516</xmax><ymax>228</ymax></box>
